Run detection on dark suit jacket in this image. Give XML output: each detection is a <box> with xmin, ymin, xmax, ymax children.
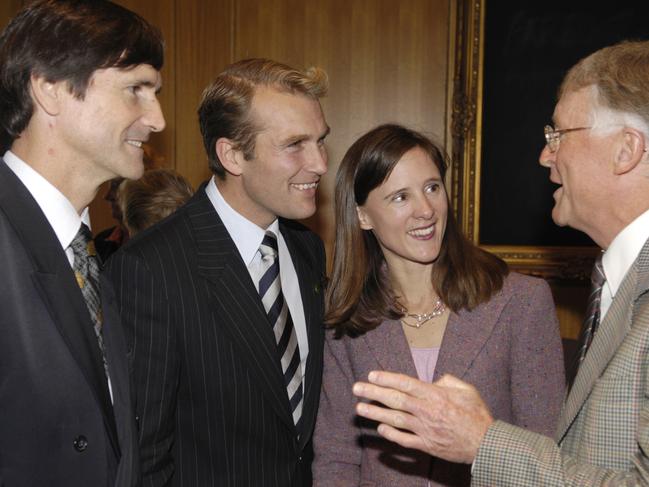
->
<box><xmin>313</xmin><ymin>272</ymin><xmax>565</xmax><ymax>487</ymax></box>
<box><xmin>106</xmin><ymin>187</ymin><xmax>326</xmax><ymax>487</ymax></box>
<box><xmin>0</xmin><ymin>159</ymin><xmax>139</xmax><ymax>486</ymax></box>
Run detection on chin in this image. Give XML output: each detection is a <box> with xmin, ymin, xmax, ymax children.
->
<box><xmin>285</xmin><ymin>205</ymin><xmax>317</xmax><ymax>221</ymax></box>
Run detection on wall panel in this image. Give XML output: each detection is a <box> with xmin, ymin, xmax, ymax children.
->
<box><xmin>174</xmin><ymin>0</ymin><xmax>233</xmax><ymax>188</ymax></box>
<box><xmin>0</xmin><ymin>0</ymin><xmax>23</xmax><ymax>30</ymax></box>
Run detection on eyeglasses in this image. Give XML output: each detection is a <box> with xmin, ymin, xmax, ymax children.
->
<box><xmin>544</xmin><ymin>125</ymin><xmax>591</xmax><ymax>153</ymax></box>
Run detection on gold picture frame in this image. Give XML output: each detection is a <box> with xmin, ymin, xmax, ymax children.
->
<box><xmin>448</xmin><ymin>0</ymin><xmax>598</xmax><ymax>281</ymax></box>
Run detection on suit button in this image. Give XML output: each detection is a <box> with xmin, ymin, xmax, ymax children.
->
<box><xmin>73</xmin><ymin>435</ymin><xmax>88</xmax><ymax>452</ymax></box>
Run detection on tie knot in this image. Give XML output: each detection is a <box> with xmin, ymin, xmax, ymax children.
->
<box><xmin>591</xmin><ymin>253</ymin><xmax>606</xmax><ymax>287</ymax></box>
<box><xmin>70</xmin><ymin>223</ymin><xmax>94</xmax><ymax>256</ymax></box>
<box><xmin>259</xmin><ymin>231</ymin><xmax>278</xmax><ymax>260</ymax></box>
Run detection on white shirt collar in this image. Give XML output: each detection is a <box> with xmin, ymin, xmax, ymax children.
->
<box><xmin>602</xmin><ymin>207</ymin><xmax>649</xmax><ymax>299</ymax></box>
<box><xmin>204</xmin><ymin>176</ymin><xmax>279</xmax><ymax>265</ymax></box>
<box><xmin>3</xmin><ymin>150</ymin><xmax>89</xmax><ymax>250</ymax></box>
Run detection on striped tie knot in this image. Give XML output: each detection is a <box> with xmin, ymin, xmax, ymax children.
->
<box><xmin>259</xmin><ymin>231</ymin><xmax>278</xmax><ymax>261</ymax></box>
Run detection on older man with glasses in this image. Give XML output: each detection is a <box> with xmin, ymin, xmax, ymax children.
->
<box><xmin>352</xmin><ymin>39</ymin><xmax>649</xmax><ymax>486</ymax></box>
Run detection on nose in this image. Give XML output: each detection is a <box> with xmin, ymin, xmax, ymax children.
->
<box><xmin>415</xmin><ymin>194</ymin><xmax>434</xmax><ymax>219</ymax></box>
<box><xmin>144</xmin><ymin>97</ymin><xmax>166</xmax><ymax>133</ymax></box>
<box><xmin>539</xmin><ymin>144</ymin><xmax>555</xmax><ymax>168</ymax></box>
<box><xmin>308</xmin><ymin>143</ymin><xmax>328</xmax><ymax>176</ymax></box>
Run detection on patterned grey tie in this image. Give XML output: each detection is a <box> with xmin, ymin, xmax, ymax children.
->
<box><xmin>70</xmin><ymin>223</ymin><xmax>107</xmax><ymax>370</ymax></box>
<box><xmin>577</xmin><ymin>253</ymin><xmax>606</xmax><ymax>365</ymax></box>
<box><xmin>257</xmin><ymin>230</ymin><xmax>303</xmax><ymax>429</ymax></box>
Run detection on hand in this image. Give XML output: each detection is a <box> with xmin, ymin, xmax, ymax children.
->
<box><xmin>352</xmin><ymin>371</ymin><xmax>494</xmax><ymax>464</ymax></box>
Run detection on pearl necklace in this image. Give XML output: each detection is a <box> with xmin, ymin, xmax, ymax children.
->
<box><xmin>398</xmin><ymin>299</ymin><xmax>446</xmax><ymax>329</ymax></box>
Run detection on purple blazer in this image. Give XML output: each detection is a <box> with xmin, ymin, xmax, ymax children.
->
<box><xmin>312</xmin><ymin>272</ymin><xmax>565</xmax><ymax>487</ymax></box>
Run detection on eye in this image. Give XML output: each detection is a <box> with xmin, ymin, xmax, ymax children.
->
<box><xmin>425</xmin><ymin>183</ymin><xmax>441</xmax><ymax>193</ymax></box>
<box><xmin>287</xmin><ymin>139</ymin><xmax>303</xmax><ymax>150</ymax></box>
<box><xmin>127</xmin><ymin>85</ymin><xmax>141</xmax><ymax>95</ymax></box>
<box><xmin>392</xmin><ymin>192</ymin><xmax>406</xmax><ymax>203</ymax></box>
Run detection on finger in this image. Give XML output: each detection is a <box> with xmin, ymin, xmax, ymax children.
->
<box><xmin>365</xmin><ymin>370</ymin><xmax>432</xmax><ymax>398</ymax></box>
<box><xmin>375</xmin><ymin>423</ymin><xmax>426</xmax><ymax>452</ymax></box>
<box><xmin>355</xmin><ymin>401</ymin><xmax>415</xmax><ymax>431</ymax></box>
<box><xmin>352</xmin><ymin>382</ymin><xmax>410</xmax><ymax>411</ymax></box>
<box><xmin>435</xmin><ymin>374</ymin><xmax>469</xmax><ymax>389</ymax></box>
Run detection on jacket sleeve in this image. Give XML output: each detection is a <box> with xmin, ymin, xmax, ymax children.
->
<box><xmin>106</xmin><ymin>248</ymin><xmax>178</xmax><ymax>487</ymax></box>
<box><xmin>312</xmin><ymin>331</ymin><xmax>364</xmax><ymax>486</ymax></box>
<box><xmin>508</xmin><ymin>277</ymin><xmax>565</xmax><ymax>436</ymax></box>
<box><xmin>472</xmin><ymin>418</ymin><xmax>649</xmax><ymax>486</ymax></box>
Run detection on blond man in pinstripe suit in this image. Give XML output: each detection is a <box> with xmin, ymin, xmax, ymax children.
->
<box><xmin>352</xmin><ymin>40</ymin><xmax>649</xmax><ymax>486</ymax></box>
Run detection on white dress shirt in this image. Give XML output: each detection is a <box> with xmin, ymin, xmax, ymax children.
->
<box><xmin>3</xmin><ymin>150</ymin><xmax>89</xmax><ymax>265</ymax></box>
<box><xmin>205</xmin><ymin>177</ymin><xmax>309</xmax><ymax>378</ymax></box>
<box><xmin>601</xmin><ymin>208</ymin><xmax>649</xmax><ymax>321</ymax></box>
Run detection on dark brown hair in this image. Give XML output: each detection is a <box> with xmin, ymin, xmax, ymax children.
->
<box><xmin>198</xmin><ymin>58</ymin><xmax>328</xmax><ymax>178</ymax></box>
<box><xmin>0</xmin><ymin>0</ymin><xmax>164</xmax><ymax>151</ymax></box>
<box><xmin>118</xmin><ymin>169</ymin><xmax>194</xmax><ymax>235</ymax></box>
<box><xmin>326</xmin><ymin>124</ymin><xmax>508</xmax><ymax>337</ymax></box>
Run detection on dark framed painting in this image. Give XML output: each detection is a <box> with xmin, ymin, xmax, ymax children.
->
<box><xmin>449</xmin><ymin>0</ymin><xmax>649</xmax><ymax>280</ymax></box>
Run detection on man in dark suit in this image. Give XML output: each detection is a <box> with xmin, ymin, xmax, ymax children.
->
<box><xmin>353</xmin><ymin>40</ymin><xmax>649</xmax><ymax>485</ymax></box>
<box><xmin>107</xmin><ymin>58</ymin><xmax>329</xmax><ymax>486</ymax></box>
<box><xmin>0</xmin><ymin>1</ymin><xmax>165</xmax><ymax>485</ymax></box>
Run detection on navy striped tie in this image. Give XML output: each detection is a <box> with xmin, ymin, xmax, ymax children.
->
<box><xmin>577</xmin><ymin>253</ymin><xmax>606</xmax><ymax>364</ymax></box>
<box><xmin>257</xmin><ymin>231</ymin><xmax>303</xmax><ymax>428</ymax></box>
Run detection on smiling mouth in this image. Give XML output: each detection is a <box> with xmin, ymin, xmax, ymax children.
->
<box><xmin>291</xmin><ymin>182</ymin><xmax>319</xmax><ymax>191</ymax></box>
<box><xmin>408</xmin><ymin>225</ymin><xmax>435</xmax><ymax>237</ymax></box>
<box><xmin>126</xmin><ymin>140</ymin><xmax>143</xmax><ymax>148</ymax></box>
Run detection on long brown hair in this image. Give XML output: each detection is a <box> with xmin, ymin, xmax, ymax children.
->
<box><xmin>326</xmin><ymin>124</ymin><xmax>508</xmax><ymax>337</ymax></box>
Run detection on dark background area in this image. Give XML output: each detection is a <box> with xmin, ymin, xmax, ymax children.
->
<box><xmin>480</xmin><ymin>2</ymin><xmax>649</xmax><ymax>246</ymax></box>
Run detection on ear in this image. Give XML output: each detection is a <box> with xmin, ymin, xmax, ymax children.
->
<box><xmin>356</xmin><ymin>205</ymin><xmax>373</xmax><ymax>230</ymax></box>
<box><xmin>215</xmin><ymin>137</ymin><xmax>244</xmax><ymax>176</ymax></box>
<box><xmin>613</xmin><ymin>127</ymin><xmax>646</xmax><ymax>175</ymax></box>
<box><xmin>29</xmin><ymin>74</ymin><xmax>63</xmax><ymax>116</ymax></box>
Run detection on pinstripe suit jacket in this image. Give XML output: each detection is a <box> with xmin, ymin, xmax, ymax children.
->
<box><xmin>472</xmin><ymin>238</ymin><xmax>649</xmax><ymax>486</ymax></box>
<box><xmin>106</xmin><ymin>186</ymin><xmax>326</xmax><ymax>487</ymax></box>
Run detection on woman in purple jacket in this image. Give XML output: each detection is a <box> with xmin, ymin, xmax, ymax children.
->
<box><xmin>313</xmin><ymin>124</ymin><xmax>565</xmax><ymax>487</ymax></box>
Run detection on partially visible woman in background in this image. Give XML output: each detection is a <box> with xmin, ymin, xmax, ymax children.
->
<box><xmin>313</xmin><ymin>124</ymin><xmax>565</xmax><ymax>486</ymax></box>
<box><xmin>118</xmin><ymin>168</ymin><xmax>194</xmax><ymax>236</ymax></box>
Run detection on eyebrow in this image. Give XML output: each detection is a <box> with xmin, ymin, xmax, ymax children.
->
<box><xmin>280</xmin><ymin>126</ymin><xmax>331</xmax><ymax>146</ymax></box>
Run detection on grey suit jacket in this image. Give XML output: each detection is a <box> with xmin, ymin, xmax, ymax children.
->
<box><xmin>106</xmin><ymin>186</ymin><xmax>326</xmax><ymax>487</ymax></box>
<box><xmin>473</xmin><ymin>238</ymin><xmax>649</xmax><ymax>486</ymax></box>
<box><xmin>313</xmin><ymin>272</ymin><xmax>565</xmax><ymax>487</ymax></box>
<box><xmin>0</xmin><ymin>159</ymin><xmax>139</xmax><ymax>486</ymax></box>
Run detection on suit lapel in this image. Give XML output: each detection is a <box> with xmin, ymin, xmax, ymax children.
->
<box><xmin>188</xmin><ymin>191</ymin><xmax>295</xmax><ymax>431</ymax></box>
<box><xmin>557</xmin><ymin>239</ymin><xmax>649</xmax><ymax>441</ymax></box>
<box><xmin>435</xmin><ymin>289</ymin><xmax>508</xmax><ymax>381</ymax></box>
<box><xmin>363</xmin><ymin>319</ymin><xmax>419</xmax><ymax>377</ymax></box>
<box><xmin>281</xmin><ymin>222</ymin><xmax>325</xmax><ymax>444</ymax></box>
<box><xmin>0</xmin><ymin>160</ymin><xmax>118</xmax><ymax>453</ymax></box>
<box><xmin>362</xmin><ymin>289</ymin><xmax>505</xmax><ymax>382</ymax></box>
